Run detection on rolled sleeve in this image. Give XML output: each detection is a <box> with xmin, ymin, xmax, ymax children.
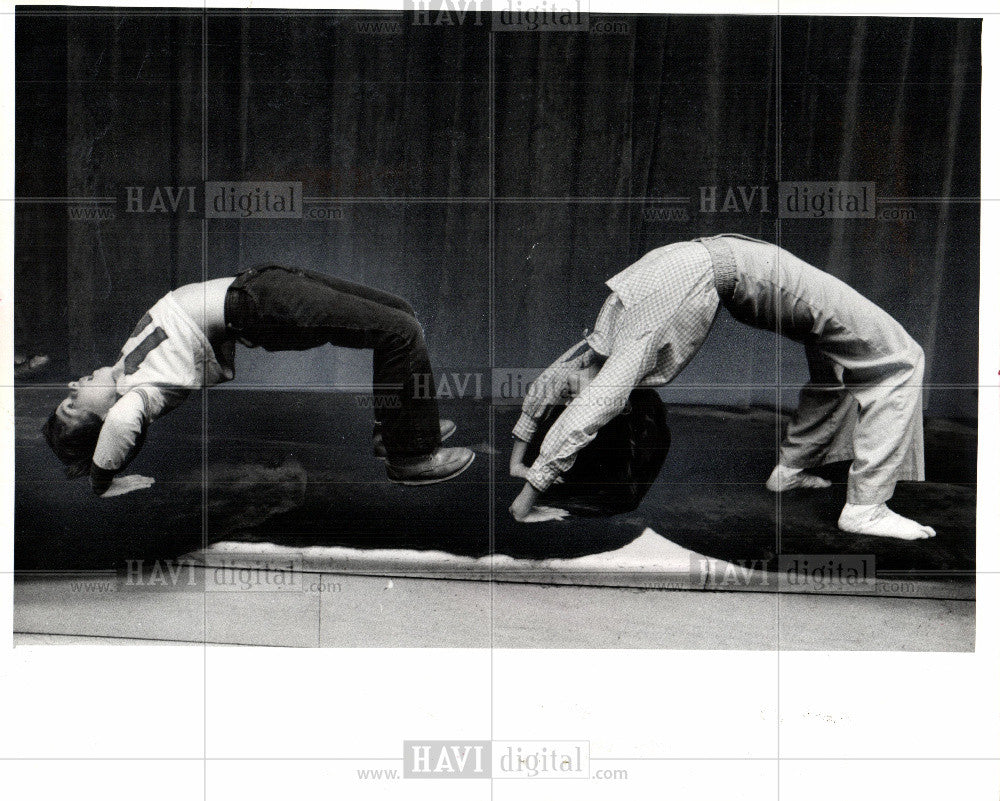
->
<box><xmin>526</xmin><ymin>461</ymin><xmax>563</xmax><ymax>493</ymax></box>
<box><xmin>513</xmin><ymin>339</ymin><xmax>591</xmax><ymax>441</ymax></box>
<box><xmin>512</xmin><ymin>412</ymin><xmax>539</xmax><ymax>443</ymax></box>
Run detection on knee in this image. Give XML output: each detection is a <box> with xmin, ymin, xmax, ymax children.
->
<box><xmin>380</xmin><ymin>292</ymin><xmax>416</xmax><ymax>318</ymax></box>
<box><xmin>383</xmin><ymin>314</ymin><xmax>425</xmax><ymax>350</ymax></box>
<box><xmin>401</xmin><ymin>314</ymin><xmax>424</xmax><ymax>342</ymax></box>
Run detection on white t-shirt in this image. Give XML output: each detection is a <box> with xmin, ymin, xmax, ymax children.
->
<box><xmin>92</xmin><ymin>291</ymin><xmax>235</xmax><ymax>472</ymax></box>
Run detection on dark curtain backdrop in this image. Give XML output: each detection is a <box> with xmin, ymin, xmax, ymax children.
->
<box><xmin>15</xmin><ymin>11</ymin><xmax>980</xmax><ymax>417</ymax></box>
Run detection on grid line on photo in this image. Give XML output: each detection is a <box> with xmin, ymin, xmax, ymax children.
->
<box><xmin>9</xmin><ymin>195</ymin><xmax>993</xmax><ymax>203</ymax></box>
<box><xmin>2</xmin><ymin>755</ymin><xmax>1000</xmax><ymax>761</ymax></box>
<box><xmin>6</xmin><ymin>8</ymin><xmax>987</xmax><ymax>797</ymax></box>
<box><xmin>201</xmin><ymin>10</ymin><xmax>209</xmax><ymax>799</ymax></box>
<box><xmin>488</xmin><ymin>20</ymin><xmax>497</xmax><ymax>774</ymax></box>
<box><xmin>775</xmin><ymin>17</ymin><xmax>784</xmax><ymax>798</ymax></box>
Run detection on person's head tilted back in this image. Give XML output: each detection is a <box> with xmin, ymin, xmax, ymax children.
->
<box><xmin>41</xmin><ymin>408</ymin><xmax>104</xmax><ymax>478</ymax></box>
<box><xmin>41</xmin><ymin>367</ymin><xmax>119</xmax><ymax>478</ymax></box>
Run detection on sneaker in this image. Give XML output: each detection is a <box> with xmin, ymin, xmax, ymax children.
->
<box><xmin>373</xmin><ymin>419</ymin><xmax>456</xmax><ymax>459</ymax></box>
<box><xmin>14</xmin><ymin>354</ymin><xmax>50</xmax><ymax>379</ymax></box>
<box><xmin>386</xmin><ymin>447</ymin><xmax>475</xmax><ymax>485</ymax></box>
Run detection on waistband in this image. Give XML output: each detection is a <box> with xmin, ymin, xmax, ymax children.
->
<box><xmin>224</xmin><ymin>270</ymin><xmax>261</xmax><ymax>345</ymax></box>
<box><xmin>225</xmin><ymin>265</ymin><xmax>313</xmax><ymax>346</ymax></box>
<box><xmin>228</xmin><ymin>263</ymin><xmax>293</xmax><ymax>292</ymax></box>
<box><xmin>695</xmin><ymin>236</ymin><xmax>738</xmax><ymax>302</ymax></box>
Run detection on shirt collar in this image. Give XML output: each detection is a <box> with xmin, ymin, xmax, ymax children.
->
<box><xmin>606</xmin><ymin>267</ymin><xmax>652</xmax><ymax>308</ymax></box>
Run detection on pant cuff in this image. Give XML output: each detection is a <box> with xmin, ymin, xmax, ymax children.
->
<box><xmin>846</xmin><ymin>486</ymin><xmax>895</xmax><ymax>505</ymax></box>
<box><xmin>780</xmin><ymin>447</ymin><xmax>854</xmax><ymax>470</ymax></box>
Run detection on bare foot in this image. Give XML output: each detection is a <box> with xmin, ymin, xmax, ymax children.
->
<box><xmin>838</xmin><ymin>503</ymin><xmax>936</xmax><ymax>540</ymax></box>
<box><xmin>766</xmin><ymin>464</ymin><xmax>832</xmax><ymax>492</ymax></box>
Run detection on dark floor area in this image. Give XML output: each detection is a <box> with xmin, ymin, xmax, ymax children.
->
<box><xmin>15</xmin><ymin>389</ymin><xmax>976</xmax><ymax>588</ymax></box>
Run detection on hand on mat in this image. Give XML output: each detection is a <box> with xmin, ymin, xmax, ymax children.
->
<box><xmin>518</xmin><ymin>505</ymin><xmax>570</xmax><ymax>524</ymax></box>
<box><xmin>102</xmin><ymin>474</ymin><xmax>155</xmax><ymax>497</ymax></box>
<box><xmin>509</xmin><ymin>483</ymin><xmax>539</xmax><ymax>521</ymax></box>
<box><xmin>509</xmin><ymin>483</ymin><xmax>568</xmax><ymax>523</ymax></box>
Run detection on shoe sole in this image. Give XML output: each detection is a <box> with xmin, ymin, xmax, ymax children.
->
<box><xmin>374</xmin><ymin>423</ymin><xmax>456</xmax><ymax>460</ymax></box>
<box><xmin>387</xmin><ymin>452</ymin><xmax>475</xmax><ymax>486</ymax></box>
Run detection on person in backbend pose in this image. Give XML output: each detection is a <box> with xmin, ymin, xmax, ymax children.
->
<box><xmin>43</xmin><ymin>265</ymin><xmax>474</xmax><ymax>496</ymax></box>
<box><xmin>509</xmin><ymin>235</ymin><xmax>934</xmax><ymax>540</ymax></box>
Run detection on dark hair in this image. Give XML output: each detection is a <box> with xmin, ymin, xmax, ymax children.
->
<box><xmin>41</xmin><ymin>409</ymin><xmax>104</xmax><ymax>479</ymax></box>
<box><xmin>525</xmin><ymin>388</ymin><xmax>671</xmax><ymax>516</ymax></box>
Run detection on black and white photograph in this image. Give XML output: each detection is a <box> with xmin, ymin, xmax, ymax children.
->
<box><xmin>3</xmin><ymin>0</ymin><xmax>998</xmax><ymax>798</ymax></box>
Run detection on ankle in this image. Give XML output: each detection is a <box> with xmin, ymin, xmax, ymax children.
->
<box><xmin>770</xmin><ymin>463</ymin><xmax>803</xmax><ymax>479</ymax></box>
<box><xmin>840</xmin><ymin>502</ymin><xmax>884</xmax><ymax>522</ymax></box>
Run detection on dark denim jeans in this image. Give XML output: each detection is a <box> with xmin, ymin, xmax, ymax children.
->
<box><xmin>224</xmin><ymin>265</ymin><xmax>441</xmax><ymax>457</ymax></box>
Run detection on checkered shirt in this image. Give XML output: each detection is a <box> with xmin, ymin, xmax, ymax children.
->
<box><xmin>513</xmin><ymin>240</ymin><xmax>721</xmax><ymax>492</ymax></box>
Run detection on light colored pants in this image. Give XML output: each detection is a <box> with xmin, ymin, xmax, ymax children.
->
<box><xmin>716</xmin><ymin>236</ymin><xmax>925</xmax><ymax>505</ymax></box>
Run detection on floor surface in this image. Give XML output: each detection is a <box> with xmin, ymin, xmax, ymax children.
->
<box><xmin>13</xmin><ymin>569</ymin><xmax>975</xmax><ymax>650</ymax></box>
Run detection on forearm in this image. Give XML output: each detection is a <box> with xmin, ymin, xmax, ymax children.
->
<box><xmin>525</xmin><ymin>342</ymin><xmax>650</xmax><ymax>491</ymax></box>
<box><xmin>509</xmin><ymin>439</ymin><xmax>529</xmax><ymax>475</ymax></box>
<box><xmin>524</xmin><ymin>399</ymin><xmax>624</xmax><ymax>491</ymax></box>
<box><xmin>513</xmin><ymin>340</ymin><xmax>594</xmax><ymax>442</ymax></box>
<box><xmin>93</xmin><ymin>391</ymin><xmax>150</xmax><ymax>476</ymax></box>
<box><xmin>509</xmin><ymin>482</ymin><xmax>542</xmax><ymax>521</ymax></box>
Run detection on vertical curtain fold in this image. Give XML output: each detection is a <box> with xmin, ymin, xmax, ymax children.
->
<box><xmin>16</xmin><ymin>12</ymin><xmax>980</xmax><ymax>417</ymax></box>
